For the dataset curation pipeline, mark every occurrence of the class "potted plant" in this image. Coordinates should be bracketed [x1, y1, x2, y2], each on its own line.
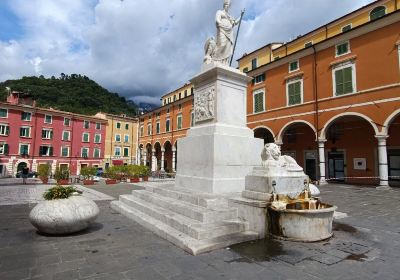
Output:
[128, 165, 140, 183]
[104, 166, 118, 185]
[38, 164, 50, 184]
[54, 166, 70, 185]
[80, 166, 97, 185]
[29, 185, 99, 234]
[139, 165, 150, 182]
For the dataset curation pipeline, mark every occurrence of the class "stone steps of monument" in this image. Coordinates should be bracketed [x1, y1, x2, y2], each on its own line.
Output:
[119, 194, 246, 240]
[110, 200, 258, 255]
[131, 190, 237, 223]
[144, 185, 228, 209]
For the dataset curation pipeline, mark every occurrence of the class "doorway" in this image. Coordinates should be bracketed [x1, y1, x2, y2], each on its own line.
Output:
[305, 151, 317, 181]
[328, 152, 345, 181]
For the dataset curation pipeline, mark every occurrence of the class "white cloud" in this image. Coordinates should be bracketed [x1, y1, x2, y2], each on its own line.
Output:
[0, 0, 375, 105]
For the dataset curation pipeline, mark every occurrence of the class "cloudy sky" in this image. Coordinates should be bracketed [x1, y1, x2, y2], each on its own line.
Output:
[0, 0, 375, 105]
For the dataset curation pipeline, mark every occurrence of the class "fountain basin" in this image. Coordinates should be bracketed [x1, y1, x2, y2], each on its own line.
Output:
[268, 201, 337, 242]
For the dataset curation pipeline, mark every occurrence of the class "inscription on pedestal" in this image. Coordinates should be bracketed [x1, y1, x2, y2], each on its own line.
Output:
[194, 86, 215, 123]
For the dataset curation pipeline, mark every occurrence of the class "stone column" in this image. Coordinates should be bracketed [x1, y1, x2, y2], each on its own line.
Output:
[151, 149, 157, 172]
[275, 141, 283, 149]
[318, 139, 327, 185]
[172, 147, 176, 172]
[142, 150, 147, 166]
[161, 148, 165, 172]
[376, 135, 390, 189]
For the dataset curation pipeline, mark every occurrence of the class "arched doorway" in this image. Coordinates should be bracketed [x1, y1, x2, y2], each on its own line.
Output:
[386, 113, 400, 186]
[254, 127, 275, 144]
[164, 141, 173, 173]
[322, 114, 378, 185]
[17, 162, 27, 174]
[145, 143, 152, 168]
[154, 142, 162, 171]
[174, 141, 178, 172]
[279, 121, 317, 180]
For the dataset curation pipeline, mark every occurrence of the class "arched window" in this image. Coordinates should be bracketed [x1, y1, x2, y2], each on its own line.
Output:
[370, 6, 386, 21]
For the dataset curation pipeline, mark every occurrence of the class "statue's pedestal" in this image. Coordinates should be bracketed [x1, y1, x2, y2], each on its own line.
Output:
[175, 65, 263, 194]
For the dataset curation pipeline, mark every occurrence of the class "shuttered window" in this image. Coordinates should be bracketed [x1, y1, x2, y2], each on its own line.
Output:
[287, 81, 302, 106]
[0, 143, 9, 155]
[253, 91, 264, 113]
[177, 115, 182, 130]
[370, 6, 386, 21]
[335, 66, 353, 96]
[336, 42, 349, 56]
[0, 125, 9, 136]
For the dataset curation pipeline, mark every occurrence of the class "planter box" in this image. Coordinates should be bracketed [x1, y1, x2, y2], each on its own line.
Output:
[40, 177, 49, 184]
[83, 180, 95, 186]
[142, 176, 149, 182]
[106, 179, 117, 185]
[130, 177, 140, 183]
[57, 179, 69, 185]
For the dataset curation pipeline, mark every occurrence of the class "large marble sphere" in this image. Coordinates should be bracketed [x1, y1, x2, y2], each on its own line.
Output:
[29, 195, 100, 234]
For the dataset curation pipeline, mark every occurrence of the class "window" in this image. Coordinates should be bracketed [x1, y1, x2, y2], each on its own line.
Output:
[0, 124, 10, 136]
[191, 87, 194, 94]
[178, 104, 182, 111]
[21, 112, 31, 121]
[336, 42, 350, 57]
[191, 111, 195, 127]
[177, 114, 182, 130]
[147, 124, 152, 136]
[140, 126, 144, 137]
[370, 6, 386, 21]
[94, 134, 101, 143]
[179, 92, 182, 99]
[253, 89, 265, 113]
[19, 144, 29, 155]
[96, 123, 101, 130]
[62, 131, 70, 141]
[163, 99, 166, 105]
[20, 127, 31, 138]
[251, 58, 257, 69]
[156, 122, 160, 134]
[167, 108, 170, 114]
[124, 135, 129, 143]
[342, 24, 352, 32]
[333, 63, 356, 96]
[83, 120, 90, 129]
[184, 90, 188, 97]
[64, 118, 70, 126]
[39, 146, 53, 156]
[41, 129, 53, 140]
[125, 123, 129, 130]
[115, 134, 121, 142]
[0, 143, 9, 155]
[0, 108, 8, 118]
[61, 146, 70, 157]
[82, 133, 90, 142]
[114, 147, 121, 156]
[398, 44, 400, 72]
[243, 67, 249, 73]
[116, 122, 121, 129]
[304, 41, 313, 48]
[123, 147, 129, 157]
[44, 115, 52, 124]
[287, 79, 303, 106]
[166, 119, 170, 132]
[173, 95, 177, 102]
[289, 60, 299, 72]
[81, 148, 89, 158]
[93, 148, 101, 158]
[274, 56, 280, 61]
[253, 74, 265, 84]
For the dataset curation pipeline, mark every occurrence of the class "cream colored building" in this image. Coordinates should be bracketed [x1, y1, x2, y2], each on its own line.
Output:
[95, 113, 139, 168]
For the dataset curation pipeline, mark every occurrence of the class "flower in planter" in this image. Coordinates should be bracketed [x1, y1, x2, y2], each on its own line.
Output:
[43, 185, 82, 200]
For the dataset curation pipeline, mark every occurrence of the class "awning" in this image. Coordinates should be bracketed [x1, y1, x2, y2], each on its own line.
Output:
[112, 160, 124, 166]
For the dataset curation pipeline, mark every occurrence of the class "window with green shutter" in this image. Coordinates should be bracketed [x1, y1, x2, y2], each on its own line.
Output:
[123, 147, 129, 157]
[0, 109, 8, 118]
[0, 143, 8, 154]
[20, 144, 29, 155]
[370, 6, 386, 21]
[177, 115, 182, 130]
[94, 148, 100, 158]
[0, 125, 9, 136]
[253, 91, 264, 113]
[94, 134, 101, 143]
[62, 131, 70, 141]
[334, 66, 353, 96]
[61, 147, 69, 157]
[156, 122, 160, 134]
[336, 42, 349, 56]
[342, 24, 352, 32]
[287, 81, 302, 106]
[289, 61, 299, 72]
[83, 133, 89, 142]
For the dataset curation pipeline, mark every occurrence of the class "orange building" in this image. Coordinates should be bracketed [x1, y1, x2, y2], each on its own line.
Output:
[140, 0, 400, 186]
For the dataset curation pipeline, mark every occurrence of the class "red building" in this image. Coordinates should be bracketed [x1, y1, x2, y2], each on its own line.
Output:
[0, 92, 107, 176]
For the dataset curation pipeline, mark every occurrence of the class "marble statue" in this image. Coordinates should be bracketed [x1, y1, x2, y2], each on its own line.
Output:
[203, 0, 241, 67]
[261, 143, 303, 171]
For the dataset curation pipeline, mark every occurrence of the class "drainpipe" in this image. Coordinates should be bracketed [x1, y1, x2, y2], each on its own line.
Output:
[31, 108, 38, 163]
[110, 116, 114, 166]
[312, 45, 321, 179]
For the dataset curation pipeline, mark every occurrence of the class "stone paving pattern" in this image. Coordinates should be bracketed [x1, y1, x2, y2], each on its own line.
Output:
[0, 182, 399, 279]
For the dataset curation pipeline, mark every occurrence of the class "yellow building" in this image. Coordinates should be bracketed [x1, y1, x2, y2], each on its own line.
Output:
[95, 113, 139, 168]
[238, 0, 399, 71]
[161, 83, 194, 106]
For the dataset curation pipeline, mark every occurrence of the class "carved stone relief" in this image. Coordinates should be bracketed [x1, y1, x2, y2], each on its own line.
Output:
[194, 86, 215, 123]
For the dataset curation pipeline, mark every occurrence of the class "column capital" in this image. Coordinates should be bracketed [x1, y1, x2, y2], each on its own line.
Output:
[161, 148, 165, 152]
[152, 149, 156, 153]
[317, 138, 327, 143]
[274, 141, 283, 146]
[172, 147, 177, 152]
[375, 134, 389, 141]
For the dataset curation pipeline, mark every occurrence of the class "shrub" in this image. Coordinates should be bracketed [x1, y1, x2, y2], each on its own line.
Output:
[104, 166, 119, 180]
[138, 165, 150, 177]
[43, 185, 82, 200]
[80, 166, 97, 180]
[38, 164, 51, 179]
[54, 166, 70, 181]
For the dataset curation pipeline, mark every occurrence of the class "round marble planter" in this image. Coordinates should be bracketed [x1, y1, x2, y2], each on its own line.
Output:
[29, 195, 100, 235]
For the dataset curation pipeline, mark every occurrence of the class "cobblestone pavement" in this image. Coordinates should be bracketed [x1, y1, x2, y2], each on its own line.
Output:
[0, 182, 399, 279]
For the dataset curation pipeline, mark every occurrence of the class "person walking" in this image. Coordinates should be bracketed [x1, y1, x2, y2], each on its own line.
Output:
[22, 166, 29, 185]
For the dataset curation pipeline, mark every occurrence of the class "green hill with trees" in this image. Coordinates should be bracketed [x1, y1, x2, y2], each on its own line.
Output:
[0, 74, 138, 117]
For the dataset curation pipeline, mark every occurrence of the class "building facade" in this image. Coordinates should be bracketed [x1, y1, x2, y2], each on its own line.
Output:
[95, 112, 139, 168]
[140, 0, 400, 187]
[0, 92, 107, 176]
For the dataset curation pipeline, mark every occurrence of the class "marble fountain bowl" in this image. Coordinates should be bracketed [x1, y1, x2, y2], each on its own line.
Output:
[268, 200, 337, 242]
[29, 195, 100, 235]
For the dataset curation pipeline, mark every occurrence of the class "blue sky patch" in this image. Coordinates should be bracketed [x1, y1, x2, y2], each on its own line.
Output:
[0, 1, 23, 41]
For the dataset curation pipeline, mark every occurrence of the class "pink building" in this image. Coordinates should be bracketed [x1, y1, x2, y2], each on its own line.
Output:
[0, 92, 107, 176]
